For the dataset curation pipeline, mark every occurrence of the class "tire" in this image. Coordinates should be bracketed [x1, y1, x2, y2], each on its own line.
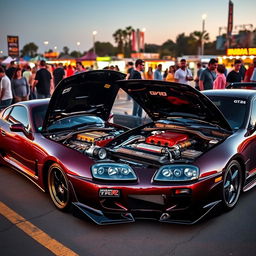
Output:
[221, 160, 242, 211]
[48, 163, 71, 211]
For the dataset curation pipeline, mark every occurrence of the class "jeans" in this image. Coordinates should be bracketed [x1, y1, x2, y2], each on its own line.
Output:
[0, 98, 13, 109]
[36, 92, 51, 99]
[132, 100, 142, 117]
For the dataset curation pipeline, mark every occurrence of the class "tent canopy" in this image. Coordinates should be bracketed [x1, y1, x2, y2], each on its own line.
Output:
[1, 56, 16, 64]
[76, 51, 97, 61]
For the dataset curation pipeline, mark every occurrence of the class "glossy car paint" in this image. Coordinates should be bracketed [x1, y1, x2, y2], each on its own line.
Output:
[1, 71, 256, 224]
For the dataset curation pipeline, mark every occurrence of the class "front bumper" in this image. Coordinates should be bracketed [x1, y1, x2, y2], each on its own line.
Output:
[69, 173, 223, 225]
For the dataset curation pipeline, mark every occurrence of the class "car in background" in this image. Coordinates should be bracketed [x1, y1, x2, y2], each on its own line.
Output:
[227, 82, 256, 89]
[0, 70, 256, 225]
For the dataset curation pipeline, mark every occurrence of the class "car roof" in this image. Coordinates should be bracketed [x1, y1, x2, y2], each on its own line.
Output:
[203, 89, 256, 100]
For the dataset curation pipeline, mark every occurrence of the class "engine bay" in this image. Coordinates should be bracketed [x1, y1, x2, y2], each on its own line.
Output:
[54, 120, 227, 167]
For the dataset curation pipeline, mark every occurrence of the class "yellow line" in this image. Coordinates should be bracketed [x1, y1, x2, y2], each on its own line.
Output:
[0, 202, 78, 256]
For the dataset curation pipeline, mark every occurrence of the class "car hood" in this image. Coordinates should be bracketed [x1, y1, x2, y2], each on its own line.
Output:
[42, 70, 126, 132]
[117, 80, 232, 131]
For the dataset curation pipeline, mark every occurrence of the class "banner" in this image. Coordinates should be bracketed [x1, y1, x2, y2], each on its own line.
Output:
[132, 29, 145, 52]
[226, 0, 233, 48]
[132, 31, 137, 52]
[7, 35, 19, 58]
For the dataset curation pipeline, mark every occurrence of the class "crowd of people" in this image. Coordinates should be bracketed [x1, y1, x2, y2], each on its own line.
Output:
[1, 57, 256, 111]
[127, 57, 256, 90]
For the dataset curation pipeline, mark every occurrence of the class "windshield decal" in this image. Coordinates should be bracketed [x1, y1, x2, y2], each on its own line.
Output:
[233, 100, 246, 104]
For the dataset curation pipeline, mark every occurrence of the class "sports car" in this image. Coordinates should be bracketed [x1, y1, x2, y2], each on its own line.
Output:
[226, 82, 256, 89]
[0, 70, 256, 225]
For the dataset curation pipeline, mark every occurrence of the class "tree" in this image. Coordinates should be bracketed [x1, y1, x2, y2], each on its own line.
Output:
[20, 42, 38, 57]
[145, 44, 160, 53]
[94, 41, 116, 56]
[70, 50, 83, 58]
[62, 46, 69, 55]
[113, 26, 135, 57]
[191, 30, 210, 55]
[159, 40, 176, 58]
[113, 29, 124, 54]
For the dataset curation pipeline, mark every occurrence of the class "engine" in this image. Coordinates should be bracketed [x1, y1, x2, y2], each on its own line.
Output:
[64, 129, 124, 159]
[62, 125, 221, 165]
[108, 130, 205, 165]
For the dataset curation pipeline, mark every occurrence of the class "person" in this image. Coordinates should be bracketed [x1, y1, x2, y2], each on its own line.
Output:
[244, 58, 256, 82]
[129, 59, 145, 117]
[33, 60, 53, 99]
[66, 65, 74, 77]
[145, 67, 153, 80]
[11, 68, 30, 103]
[5, 61, 16, 80]
[165, 66, 176, 82]
[174, 59, 193, 84]
[194, 62, 204, 90]
[53, 63, 65, 87]
[226, 59, 243, 86]
[239, 60, 247, 80]
[213, 64, 226, 89]
[199, 58, 218, 90]
[74, 62, 85, 74]
[154, 64, 163, 80]
[250, 66, 256, 82]
[0, 67, 13, 109]
[22, 65, 32, 85]
[125, 61, 134, 80]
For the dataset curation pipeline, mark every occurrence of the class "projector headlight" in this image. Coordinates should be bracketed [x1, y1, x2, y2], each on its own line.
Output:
[91, 163, 137, 181]
[154, 165, 199, 181]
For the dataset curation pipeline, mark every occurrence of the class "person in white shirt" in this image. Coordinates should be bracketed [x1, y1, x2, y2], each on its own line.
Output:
[174, 59, 193, 84]
[0, 67, 13, 109]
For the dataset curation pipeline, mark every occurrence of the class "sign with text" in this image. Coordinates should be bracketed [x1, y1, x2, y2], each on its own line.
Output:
[227, 48, 256, 56]
[7, 35, 19, 58]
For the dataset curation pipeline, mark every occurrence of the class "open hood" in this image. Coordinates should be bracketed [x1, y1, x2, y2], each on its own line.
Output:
[117, 80, 232, 131]
[42, 70, 125, 132]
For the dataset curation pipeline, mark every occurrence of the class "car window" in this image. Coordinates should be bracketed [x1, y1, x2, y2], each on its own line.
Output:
[47, 115, 104, 131]
[8, 106, 30, 129]
[2, 107, 12, 120]
[250, 100, 256, 127]
[32, 105, 48, 132]
[207, 96, 247, 130]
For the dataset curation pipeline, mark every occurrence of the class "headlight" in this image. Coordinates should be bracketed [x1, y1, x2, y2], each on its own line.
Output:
[154, 165, 199, 181]
[91, 163, 137, 181]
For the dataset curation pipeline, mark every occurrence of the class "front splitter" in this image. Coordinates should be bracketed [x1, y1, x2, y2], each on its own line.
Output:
[72, 200, 222, 225]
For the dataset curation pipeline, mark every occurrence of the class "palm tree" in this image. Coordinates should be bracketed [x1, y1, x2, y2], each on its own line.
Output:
[113, 29, 124, 53]
[191, 31, 209, 55]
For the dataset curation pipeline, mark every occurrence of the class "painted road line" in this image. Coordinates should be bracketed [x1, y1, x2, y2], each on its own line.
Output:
[0, 202, 78, 256]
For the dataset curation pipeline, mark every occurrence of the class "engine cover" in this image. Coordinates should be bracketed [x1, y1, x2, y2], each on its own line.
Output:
[76, 131, 114, 146]
[146, 131, 188, 147]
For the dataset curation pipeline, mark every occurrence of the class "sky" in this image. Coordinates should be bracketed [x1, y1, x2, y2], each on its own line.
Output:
[0, 0, 255, 55]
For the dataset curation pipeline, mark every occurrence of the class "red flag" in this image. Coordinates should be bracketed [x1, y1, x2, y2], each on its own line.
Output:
[132, 31, 137, 52]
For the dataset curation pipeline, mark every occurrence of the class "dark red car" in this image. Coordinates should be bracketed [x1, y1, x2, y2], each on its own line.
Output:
[1, 70, 256, 224]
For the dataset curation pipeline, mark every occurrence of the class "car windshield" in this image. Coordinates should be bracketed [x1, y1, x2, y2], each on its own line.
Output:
[47, 115, 105, 131]
[206, 95, 247, 130]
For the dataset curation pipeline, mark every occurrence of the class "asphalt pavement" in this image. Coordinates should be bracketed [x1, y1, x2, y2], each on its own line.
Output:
[0, 165, 256, 256]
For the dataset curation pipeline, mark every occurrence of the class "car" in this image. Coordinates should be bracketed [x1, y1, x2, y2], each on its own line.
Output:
[226, 82, 256, 89]
[0, 70, 256, 225]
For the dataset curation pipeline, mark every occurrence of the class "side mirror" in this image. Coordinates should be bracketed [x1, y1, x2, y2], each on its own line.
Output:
[10, 123, 34, 140]
[10, 123, 25, 132]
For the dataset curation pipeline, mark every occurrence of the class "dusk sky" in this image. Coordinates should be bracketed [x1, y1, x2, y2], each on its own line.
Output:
[0, 0, 255, 55]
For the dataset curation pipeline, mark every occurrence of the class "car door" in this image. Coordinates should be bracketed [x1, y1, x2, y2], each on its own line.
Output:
[1, 105, 37, 176]
[248, 99, 256, 174]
